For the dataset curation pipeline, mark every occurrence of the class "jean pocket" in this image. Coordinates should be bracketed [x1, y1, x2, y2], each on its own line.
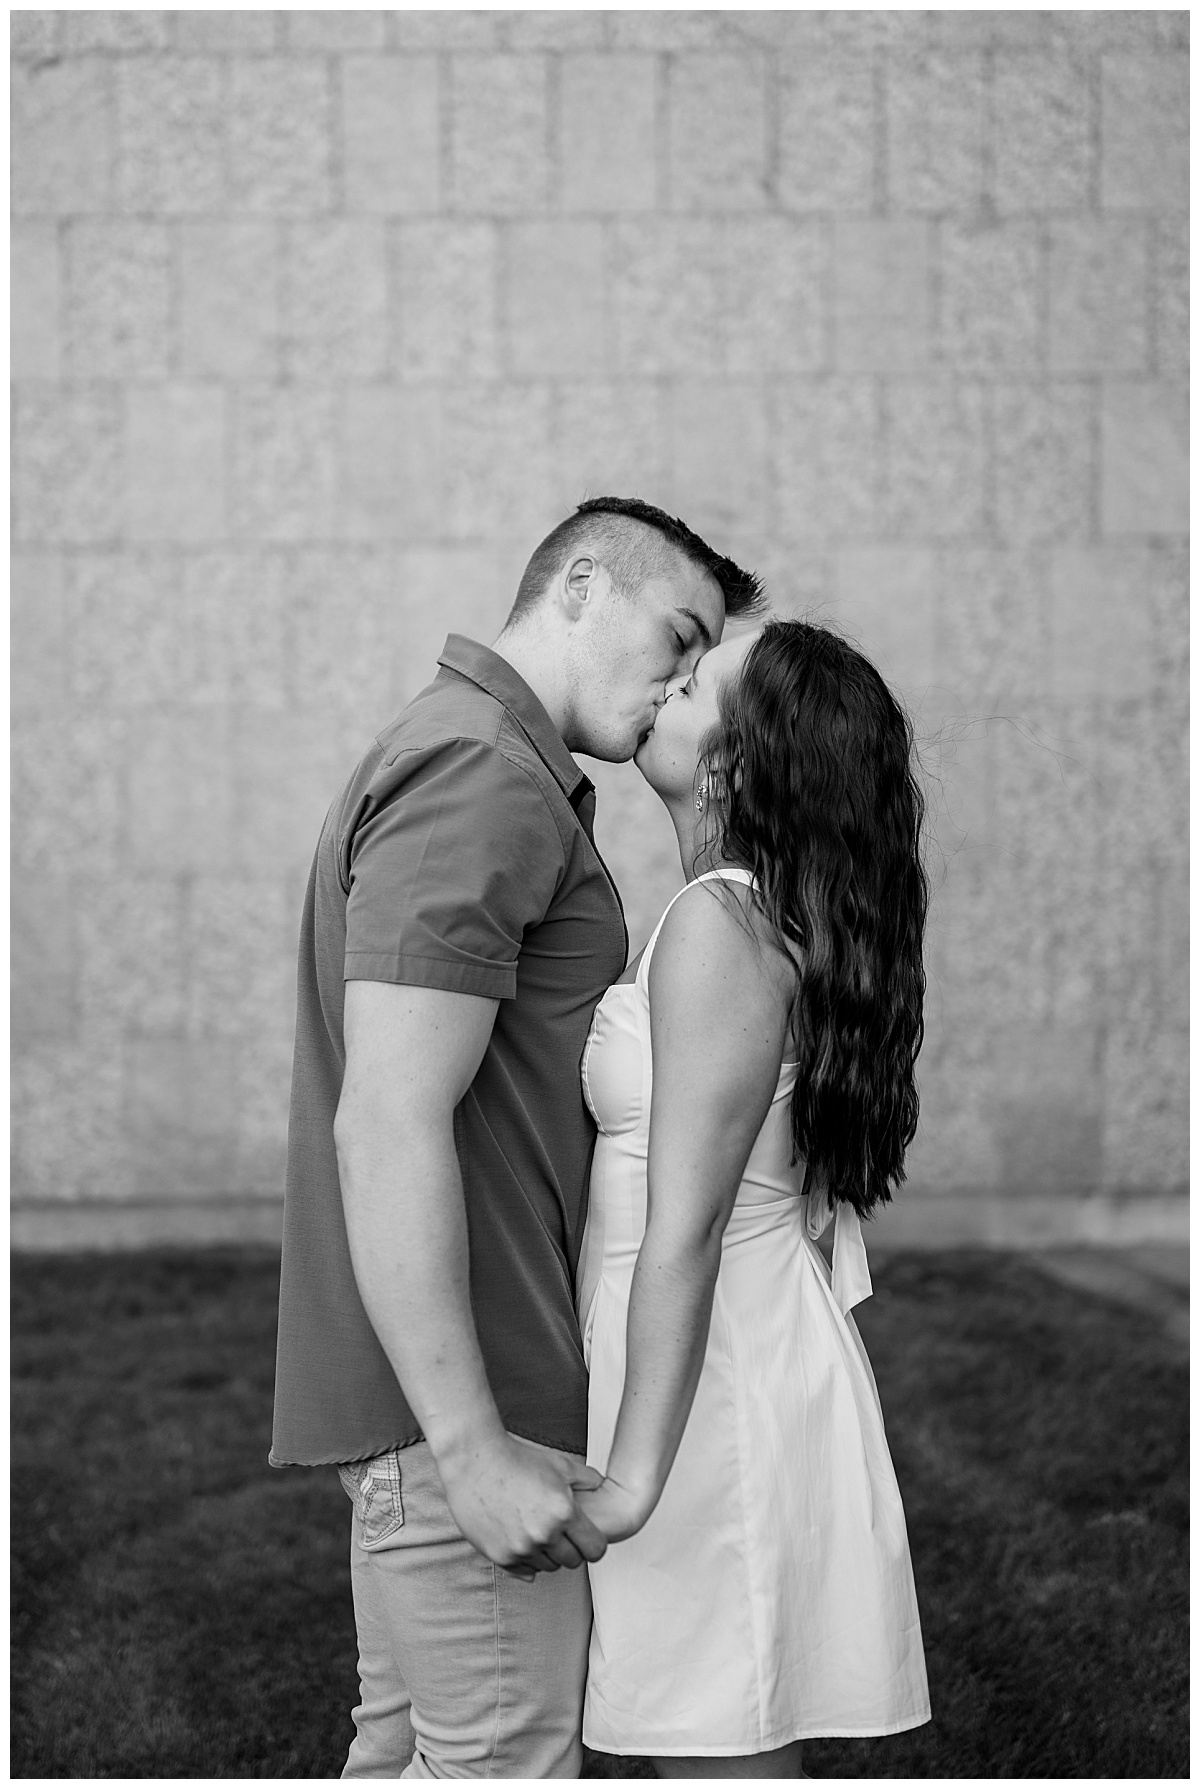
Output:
[337, 1449, 405, 1549]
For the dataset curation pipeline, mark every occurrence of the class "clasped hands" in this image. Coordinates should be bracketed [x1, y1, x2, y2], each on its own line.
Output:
[440, 1430, 652, 1582]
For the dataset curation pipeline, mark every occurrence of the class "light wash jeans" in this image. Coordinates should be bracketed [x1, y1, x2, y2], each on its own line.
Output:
[338, 1441, 592, 1779]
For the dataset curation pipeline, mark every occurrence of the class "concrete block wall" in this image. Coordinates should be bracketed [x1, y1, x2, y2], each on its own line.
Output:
[10, 10, 1188, 1247]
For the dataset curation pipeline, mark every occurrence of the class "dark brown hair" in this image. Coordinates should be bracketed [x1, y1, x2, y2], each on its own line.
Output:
[702, 619, 928, 1218]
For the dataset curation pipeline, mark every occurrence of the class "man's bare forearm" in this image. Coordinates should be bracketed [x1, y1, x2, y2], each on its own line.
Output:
[336, 1103, 505, 1467]
[332, 981, 606, 1576]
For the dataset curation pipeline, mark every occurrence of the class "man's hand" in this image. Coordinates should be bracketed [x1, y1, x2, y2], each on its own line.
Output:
[574, 1474, 654, 1545]
[437, 1431, 609, 1582]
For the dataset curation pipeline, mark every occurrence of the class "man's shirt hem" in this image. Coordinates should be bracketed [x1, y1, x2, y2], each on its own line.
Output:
[344, 949, 518, 1000]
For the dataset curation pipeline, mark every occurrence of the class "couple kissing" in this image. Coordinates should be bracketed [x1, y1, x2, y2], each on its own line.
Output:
[272, 496, 931, 1779]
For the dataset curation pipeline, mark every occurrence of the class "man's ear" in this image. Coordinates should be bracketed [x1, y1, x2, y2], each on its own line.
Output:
[561, 554, 599, 619]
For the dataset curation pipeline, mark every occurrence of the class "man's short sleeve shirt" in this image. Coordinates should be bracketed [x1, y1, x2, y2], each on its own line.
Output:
[271, 636, 627, 1466]
[344, 735, 565, 1000]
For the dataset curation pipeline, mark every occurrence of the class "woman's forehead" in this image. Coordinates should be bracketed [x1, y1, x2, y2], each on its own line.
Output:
[700, 628, 762, 681]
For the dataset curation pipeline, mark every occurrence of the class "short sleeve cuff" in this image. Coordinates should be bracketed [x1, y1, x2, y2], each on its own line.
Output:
[344, 951, 518, 1000]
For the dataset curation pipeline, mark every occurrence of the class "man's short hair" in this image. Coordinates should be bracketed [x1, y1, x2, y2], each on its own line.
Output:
[508, 496, 766, 623]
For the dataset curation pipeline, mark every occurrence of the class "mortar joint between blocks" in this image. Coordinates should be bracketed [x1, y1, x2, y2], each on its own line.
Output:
[546, 52, 563, 212]
[655, 53, 672, 213]
[872, 50, 888, 214]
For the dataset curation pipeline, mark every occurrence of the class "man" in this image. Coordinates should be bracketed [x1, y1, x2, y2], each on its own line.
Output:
[271, 497, 764, 1778]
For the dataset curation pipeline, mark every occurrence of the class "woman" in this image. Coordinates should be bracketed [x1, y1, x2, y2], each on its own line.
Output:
[576, 619, 932, 1776]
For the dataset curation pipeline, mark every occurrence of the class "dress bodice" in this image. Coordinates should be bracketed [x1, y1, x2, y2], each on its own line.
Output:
[581, 870, 802, 1206]
[580, 867, 871, 1313]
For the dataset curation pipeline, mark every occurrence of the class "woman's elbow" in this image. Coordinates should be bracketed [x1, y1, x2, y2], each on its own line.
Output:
[642, 1214, 727, 1275]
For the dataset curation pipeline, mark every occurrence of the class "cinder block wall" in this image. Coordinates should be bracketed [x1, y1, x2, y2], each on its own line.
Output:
[11, 10, 1188, 1245]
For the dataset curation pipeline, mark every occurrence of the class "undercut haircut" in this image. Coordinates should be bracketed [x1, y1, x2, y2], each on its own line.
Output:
[507, 496, 766, 624]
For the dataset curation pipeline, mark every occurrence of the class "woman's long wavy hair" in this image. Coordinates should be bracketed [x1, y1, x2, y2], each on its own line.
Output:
[700, 620, 928, 1219]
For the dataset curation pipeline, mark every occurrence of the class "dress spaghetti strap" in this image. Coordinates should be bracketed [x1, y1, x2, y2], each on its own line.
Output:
[634, 866, 755, 996]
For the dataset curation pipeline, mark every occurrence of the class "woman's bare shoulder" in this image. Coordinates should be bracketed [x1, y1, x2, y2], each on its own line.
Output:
[651, 873, 796, 1007]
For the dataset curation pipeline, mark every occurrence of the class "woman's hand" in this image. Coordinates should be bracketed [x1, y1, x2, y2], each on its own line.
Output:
[574, 1474, 654, 1543]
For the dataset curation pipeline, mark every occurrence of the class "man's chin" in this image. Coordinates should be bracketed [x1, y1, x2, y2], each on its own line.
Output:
[588, 721, 656, 767]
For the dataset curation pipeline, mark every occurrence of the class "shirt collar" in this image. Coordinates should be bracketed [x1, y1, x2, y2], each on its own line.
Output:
[436, 634, 591, 804]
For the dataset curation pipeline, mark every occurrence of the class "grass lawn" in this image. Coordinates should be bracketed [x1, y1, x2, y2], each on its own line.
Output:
[11, 1248, 1187, 1779]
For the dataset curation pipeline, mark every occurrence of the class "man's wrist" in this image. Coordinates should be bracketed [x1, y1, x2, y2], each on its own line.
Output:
[423, 1408, 509, 1479]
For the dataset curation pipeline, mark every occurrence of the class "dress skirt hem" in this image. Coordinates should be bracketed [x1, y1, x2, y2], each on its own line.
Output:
[583, 1703, 932, 1756]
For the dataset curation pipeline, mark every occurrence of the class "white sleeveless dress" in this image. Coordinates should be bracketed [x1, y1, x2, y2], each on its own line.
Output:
[577, 868, 931, 1756]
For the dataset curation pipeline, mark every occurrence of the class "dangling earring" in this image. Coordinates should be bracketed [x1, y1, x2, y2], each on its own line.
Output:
[695, 783, 708, 813]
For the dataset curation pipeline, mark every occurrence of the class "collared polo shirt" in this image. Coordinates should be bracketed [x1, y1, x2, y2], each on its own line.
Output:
[271, 635, 627, 1467]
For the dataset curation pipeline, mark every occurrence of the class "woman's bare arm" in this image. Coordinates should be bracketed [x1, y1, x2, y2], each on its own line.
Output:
[580, 881, 793, 1539]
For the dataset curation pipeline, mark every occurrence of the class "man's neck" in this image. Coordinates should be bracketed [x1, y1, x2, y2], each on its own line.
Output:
[491, 627, 572, 743]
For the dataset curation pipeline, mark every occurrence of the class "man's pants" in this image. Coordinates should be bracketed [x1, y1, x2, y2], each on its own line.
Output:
[338, 1442, 592, 1779]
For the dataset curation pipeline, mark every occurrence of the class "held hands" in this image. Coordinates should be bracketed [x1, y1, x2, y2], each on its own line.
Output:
[574, 1473, 655, 1544]
[437, 1429, 609, 1583]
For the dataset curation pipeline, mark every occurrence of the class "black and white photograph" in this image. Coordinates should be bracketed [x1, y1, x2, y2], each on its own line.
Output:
[10, 5, 1188, 1779]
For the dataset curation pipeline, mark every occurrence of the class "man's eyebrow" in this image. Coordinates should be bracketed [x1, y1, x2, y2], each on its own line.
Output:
[677, 607, 714, 649]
